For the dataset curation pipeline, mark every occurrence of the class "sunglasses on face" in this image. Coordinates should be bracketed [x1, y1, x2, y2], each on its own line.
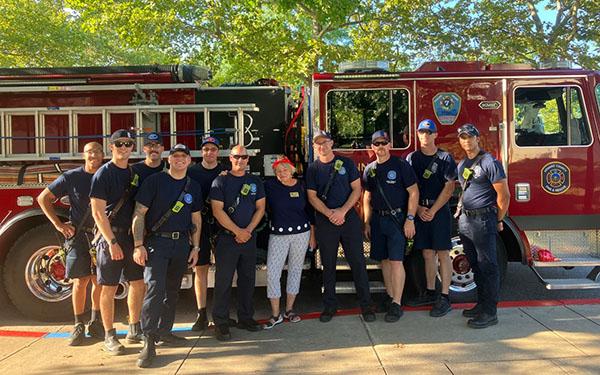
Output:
[231, 154, 249, 160]
[114, 141, 134, 148]
[372, 141, 389, 147]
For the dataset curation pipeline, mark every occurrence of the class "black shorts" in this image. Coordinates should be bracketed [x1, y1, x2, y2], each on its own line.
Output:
[197, 226, 214, 266]
[65, 232, 94, 279]
[96, 231, 143, 286]
[414, 205, 453, 251]
[370, 214, 406, 261]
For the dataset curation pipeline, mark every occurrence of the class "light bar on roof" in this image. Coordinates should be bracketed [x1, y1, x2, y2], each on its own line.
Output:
[338, 60, 390, 73]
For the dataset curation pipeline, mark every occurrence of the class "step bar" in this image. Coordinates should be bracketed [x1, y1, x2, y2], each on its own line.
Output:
[333, 281, 386, 294]
[530, 256, 600, 290]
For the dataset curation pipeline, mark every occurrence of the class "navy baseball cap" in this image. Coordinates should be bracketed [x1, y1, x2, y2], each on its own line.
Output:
[417, 119, 438, 133]
[371, 130, 390, 142]
[109, 129, 135, 143]
[143, 132, 162, 145]
[457, 123, 480, 137]
[201, 136, 220, 147]
[312, 130, 332, 143]
[169, 144, 190, 155]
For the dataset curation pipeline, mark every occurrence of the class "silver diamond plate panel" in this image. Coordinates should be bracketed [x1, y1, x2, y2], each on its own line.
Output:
[525, 230, 600, 258]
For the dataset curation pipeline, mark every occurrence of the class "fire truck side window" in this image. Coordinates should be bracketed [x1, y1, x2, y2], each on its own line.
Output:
[514, 86, 592, 147]
[326, 89, 410, 149]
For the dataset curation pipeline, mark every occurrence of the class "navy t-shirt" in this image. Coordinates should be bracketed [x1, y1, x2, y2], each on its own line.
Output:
[132, 160, 165, 186]
[458, 152, 506, 210]
[135, 172, 203, 232]
[210, 172, 265, 229]
[363, 156, 418, 211]
[48, 166, 95, 228]
[406, 149, 457, 202]
[188, 162, 225, 204]
[265, 178, 313, 235]
[306, 156, 360, 209]
[90, 161, 137, 228]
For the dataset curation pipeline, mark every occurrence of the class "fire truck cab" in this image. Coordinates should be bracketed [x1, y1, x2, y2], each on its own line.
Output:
[309, 60, 600, 297]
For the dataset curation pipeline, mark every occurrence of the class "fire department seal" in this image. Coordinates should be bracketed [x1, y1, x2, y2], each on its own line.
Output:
[433, 92, 461, 125]
[541, 162, 570, 195]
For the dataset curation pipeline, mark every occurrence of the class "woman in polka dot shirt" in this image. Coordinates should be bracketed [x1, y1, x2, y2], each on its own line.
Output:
[263, 156, 316, 329]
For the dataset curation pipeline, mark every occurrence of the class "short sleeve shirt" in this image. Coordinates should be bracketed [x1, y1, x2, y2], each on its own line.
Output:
[48, 166, 95, 228]
[265, 178, 312, 235]
[89, 161, 137, 228]
[363, 156, 417, 211]
[406, 149, 457, 201]
[457, 152, 506, 210]
[306, 155, 360, 209]
[132, 160, 165, 186]
[135, 172, 203, 232]
[188, 162, 225, 204]
[210, 173, 265, 228]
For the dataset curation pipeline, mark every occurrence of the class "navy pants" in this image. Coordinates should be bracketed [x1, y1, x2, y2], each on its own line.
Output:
[212, 233, 257, 326]
[315, 210, 371, 310]
[141, 236, 189, 338]
[458, 210, 499, 315]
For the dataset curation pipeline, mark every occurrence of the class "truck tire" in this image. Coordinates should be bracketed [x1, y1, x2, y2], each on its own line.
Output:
[447, 235, 508, 303]
[4, 223, 73, 321]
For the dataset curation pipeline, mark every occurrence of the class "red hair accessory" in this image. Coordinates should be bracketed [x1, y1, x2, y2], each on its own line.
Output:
[272, 156, 294, 170]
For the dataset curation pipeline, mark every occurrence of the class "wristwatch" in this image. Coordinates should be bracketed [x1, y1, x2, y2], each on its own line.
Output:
[406, 214, 415, 221]
[191, 246, 201, 252]
[110, 238, 118, 245]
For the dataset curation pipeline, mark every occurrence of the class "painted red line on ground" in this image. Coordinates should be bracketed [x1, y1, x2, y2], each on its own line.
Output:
[0, 329, 46, 338]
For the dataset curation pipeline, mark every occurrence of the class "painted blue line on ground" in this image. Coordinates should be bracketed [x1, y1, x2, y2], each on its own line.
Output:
[44, 326, 193, 339]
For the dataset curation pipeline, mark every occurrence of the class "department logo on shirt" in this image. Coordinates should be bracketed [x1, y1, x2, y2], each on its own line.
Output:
[473, 165, 483, 178]
[250, 183, 257, 194]
[387, 170, 397, 180]
[184, 193, 193, 204]
[338, 166, 347, 175]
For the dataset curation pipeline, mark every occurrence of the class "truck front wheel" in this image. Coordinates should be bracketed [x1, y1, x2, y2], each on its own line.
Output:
[4, 223, 73, 321]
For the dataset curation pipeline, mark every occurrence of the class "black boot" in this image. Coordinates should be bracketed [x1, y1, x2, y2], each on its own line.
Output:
[191, 308, 208, 331]
[137, 335, 156, 368]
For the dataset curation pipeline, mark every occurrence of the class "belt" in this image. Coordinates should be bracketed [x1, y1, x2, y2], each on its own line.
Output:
[111, 226, 131, 234]
[420, 199, 436, 207]
[374, 208, 403, 216]
[78, 227, 95, 234]
[151, 231, 188, 240]
[463, 206, 497, 217]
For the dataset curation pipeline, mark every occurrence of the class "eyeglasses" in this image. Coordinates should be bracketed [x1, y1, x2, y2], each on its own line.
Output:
[114, 141, 134, 148]
[372, 141, 389, 147]
[231, 154, 249, 160]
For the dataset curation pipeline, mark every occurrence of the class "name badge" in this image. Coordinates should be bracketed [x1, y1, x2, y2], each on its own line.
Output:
[289, 191, 300, 198]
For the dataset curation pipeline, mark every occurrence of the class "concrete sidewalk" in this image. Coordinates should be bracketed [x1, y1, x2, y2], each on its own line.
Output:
[1, 303, 599, 374]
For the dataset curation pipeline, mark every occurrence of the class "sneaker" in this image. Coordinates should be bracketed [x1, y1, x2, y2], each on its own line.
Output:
[384, 302, 404, 323]
[102, 331, 125, 355]
[137, 336, 156, 368]
[361, 307, 376, 322]
[262, 314, 283, 330]
[319, 308, 337, 323]
[125, 322, 143, 344]
[156, 332, 187, 346]
[430, 295, 452, 317]
[405, 292, 437, 307]
[191, 309, 208, 332]
[283, 310, 301, 323]
[86, 319, 104, 339]
[215, 324, 231, 341]
[467, 312, 498, 329]
[462, 304, 483, 318]
[68, 323, 86, 346]
[237, 319, 262, 332]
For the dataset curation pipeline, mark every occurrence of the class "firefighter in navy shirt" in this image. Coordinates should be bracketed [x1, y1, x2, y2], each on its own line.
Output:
[132, 144, 202, 368]
[406, 119, 457, 317]
[363, 130, 419, 322]
[306, 130, 375, 323]
[187, 136, 225, 332]
[456, 124, 510, 329]
[210, 144, 265, 340]
[37, 142, 105, 345]
[90, 129, 145, 355]
[132, 132, 166, 183]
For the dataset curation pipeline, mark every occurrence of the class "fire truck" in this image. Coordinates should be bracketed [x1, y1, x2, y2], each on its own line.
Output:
[1, 61, 599, 321]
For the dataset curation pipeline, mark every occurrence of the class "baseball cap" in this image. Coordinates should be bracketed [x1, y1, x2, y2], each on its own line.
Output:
[312, 130, 332, 143]
[169, 144, 190, 155]
[457, 123, 480, 137]
[201, 136, 220, 147]
[371, 130, 390, 142]
[417, 119, 438, 133]
[109, 129, 135, 143]
[143, 132, 162, 145]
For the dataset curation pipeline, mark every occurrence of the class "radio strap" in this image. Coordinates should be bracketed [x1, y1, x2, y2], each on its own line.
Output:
[455, 151, 485, 218]
[371, 165, 405, 230]
[226, 175, 251, 215]
[150, 176, 192, 233]
[422, 150, 441, 179]
[320, 158, 344, 202]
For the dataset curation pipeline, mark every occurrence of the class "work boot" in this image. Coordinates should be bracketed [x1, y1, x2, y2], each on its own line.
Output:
[86, 319, 104, 339]
[137, 335, 156, 368]
[462, 304, 483, 318]
[125, 322, 143, 344]
[467, 313, 498, 329]
[430, 295, 452, 317]
[319, 308, 337, 323]
[68, 323, 86, 346]
[215, 324, 231, 341]
[102, 329, 125, 355]
[191, 308, 208, 332]
[384, 302, 404, 323]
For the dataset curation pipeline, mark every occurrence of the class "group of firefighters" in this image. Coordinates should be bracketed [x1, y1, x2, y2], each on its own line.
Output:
[36, 119, 510, 368]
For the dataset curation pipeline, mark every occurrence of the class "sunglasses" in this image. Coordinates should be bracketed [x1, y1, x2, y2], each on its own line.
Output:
[114, 141, 134, 148]
[372, 141, 389, 147]
[231, 154, 249, 160]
